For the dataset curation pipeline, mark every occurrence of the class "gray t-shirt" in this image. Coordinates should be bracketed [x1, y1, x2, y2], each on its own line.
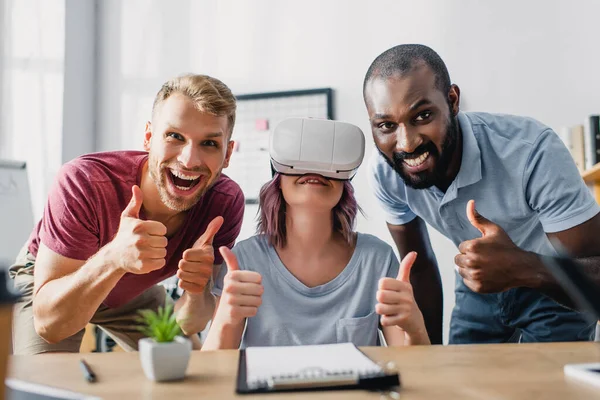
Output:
[213, 233, 399, 348]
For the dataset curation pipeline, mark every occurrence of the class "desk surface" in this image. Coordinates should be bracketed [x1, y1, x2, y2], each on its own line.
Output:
[8, 342, 600, 399]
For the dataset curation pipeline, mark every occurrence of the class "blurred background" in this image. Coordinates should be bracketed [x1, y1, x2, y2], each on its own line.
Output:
[2, 0, 600, 344]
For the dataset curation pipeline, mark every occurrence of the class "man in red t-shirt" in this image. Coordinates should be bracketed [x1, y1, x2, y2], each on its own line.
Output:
[9, 74, 245, 355]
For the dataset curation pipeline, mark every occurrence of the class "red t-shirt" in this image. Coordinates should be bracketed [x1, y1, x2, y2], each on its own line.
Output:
[27, 150, 245, 308]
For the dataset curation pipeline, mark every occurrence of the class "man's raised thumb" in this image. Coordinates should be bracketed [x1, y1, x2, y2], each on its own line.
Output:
[194, 216, 224, 247]
[121, 185, 143, 219]
[219, 246, 240, 272]
[466, 200, 494, 236]
[397, 251, 417, 283]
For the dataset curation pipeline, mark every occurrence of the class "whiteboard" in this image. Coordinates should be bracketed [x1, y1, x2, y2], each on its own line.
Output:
[228, 88, 333, 203]
[0, 160, 34, 265]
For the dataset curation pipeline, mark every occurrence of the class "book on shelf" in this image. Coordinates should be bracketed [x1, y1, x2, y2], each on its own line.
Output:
[589, 115, 600, 168]
[560, 115, 600, 173]
[570, 124, 586, 173]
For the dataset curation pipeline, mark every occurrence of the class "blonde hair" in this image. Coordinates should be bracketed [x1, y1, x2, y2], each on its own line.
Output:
[152, 74, 237, 137]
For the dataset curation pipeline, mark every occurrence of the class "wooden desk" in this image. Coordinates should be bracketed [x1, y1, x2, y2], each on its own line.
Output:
[8, 342, 600, 399]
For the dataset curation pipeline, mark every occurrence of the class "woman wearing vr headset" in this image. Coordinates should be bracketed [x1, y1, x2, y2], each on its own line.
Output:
[202, 118, 430, 349]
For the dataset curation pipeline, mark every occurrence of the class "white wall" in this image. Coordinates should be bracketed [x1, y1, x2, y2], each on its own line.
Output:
[95, 0, 600, 343]
[1, 0, 97, 222]
[0, 0, 65, 221]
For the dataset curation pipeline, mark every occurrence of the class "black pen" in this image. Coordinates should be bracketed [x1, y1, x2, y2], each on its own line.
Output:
[79, 359, 97, 383]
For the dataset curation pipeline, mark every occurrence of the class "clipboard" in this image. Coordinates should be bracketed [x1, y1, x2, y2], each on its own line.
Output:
[235, 343, 400, 394]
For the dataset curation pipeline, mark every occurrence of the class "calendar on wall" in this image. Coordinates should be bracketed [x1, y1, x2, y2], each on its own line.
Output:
[226, 88, 334, 204]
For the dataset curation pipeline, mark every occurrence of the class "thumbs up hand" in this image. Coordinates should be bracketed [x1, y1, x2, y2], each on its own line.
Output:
[111, 185, 168, 274]
[176, 216, 224, 294]
[214, 246, 263, 326]
[376, 252, 426, 337]
[455, 200, 526, 293]
[121, 184, 144, 219]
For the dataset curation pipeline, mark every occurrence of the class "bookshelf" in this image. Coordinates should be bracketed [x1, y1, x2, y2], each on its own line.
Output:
[582, 163, 600, 203]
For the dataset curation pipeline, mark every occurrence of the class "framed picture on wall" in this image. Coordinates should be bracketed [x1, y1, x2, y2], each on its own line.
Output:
[227, 88, 334, 204]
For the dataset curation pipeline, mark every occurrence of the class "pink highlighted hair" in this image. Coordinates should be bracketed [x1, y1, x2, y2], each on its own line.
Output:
[257, 174, 360, 247]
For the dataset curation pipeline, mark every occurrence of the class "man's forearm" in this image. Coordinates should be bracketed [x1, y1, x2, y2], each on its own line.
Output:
[33, 246, 125, 343]
[522, 252, 600, 309]
[174, 288, 215, 336]
[411, 260, 443, 344]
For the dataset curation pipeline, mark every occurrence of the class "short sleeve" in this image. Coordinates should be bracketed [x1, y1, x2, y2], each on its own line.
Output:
[39, 162, 99, 260]
[212, 188, 245, 265]
[524, 129, 600, 233]
[367, 151, 417, 225]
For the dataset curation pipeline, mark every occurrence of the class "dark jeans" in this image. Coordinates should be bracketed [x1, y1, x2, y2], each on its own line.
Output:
[449, 272, 596, 344]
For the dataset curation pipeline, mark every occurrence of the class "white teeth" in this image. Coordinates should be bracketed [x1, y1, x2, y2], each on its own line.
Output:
[404, 151, 429, 167]
[303, 179, 323, 184]
[175, 185, 192, 191]
[170, 169, 200, 180]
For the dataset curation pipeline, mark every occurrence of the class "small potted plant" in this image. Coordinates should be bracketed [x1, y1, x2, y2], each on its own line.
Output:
[137, 303, 192, 382]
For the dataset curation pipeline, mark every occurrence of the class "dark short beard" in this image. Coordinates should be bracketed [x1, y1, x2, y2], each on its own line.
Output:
[379, 115, 459, 190]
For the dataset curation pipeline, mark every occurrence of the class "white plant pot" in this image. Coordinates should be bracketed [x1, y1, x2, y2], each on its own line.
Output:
[139, 336, 192, 382]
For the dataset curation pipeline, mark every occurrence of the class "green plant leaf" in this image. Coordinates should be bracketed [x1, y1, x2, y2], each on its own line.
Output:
[167, 320, 181, 341]
[135, 302, 182, 343]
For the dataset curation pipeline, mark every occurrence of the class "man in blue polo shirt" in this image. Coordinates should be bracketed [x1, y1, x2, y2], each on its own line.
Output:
[364, 44, 600, 345]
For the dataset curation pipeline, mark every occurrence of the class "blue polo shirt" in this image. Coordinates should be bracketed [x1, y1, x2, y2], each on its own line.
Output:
[368, 111, 600, 256]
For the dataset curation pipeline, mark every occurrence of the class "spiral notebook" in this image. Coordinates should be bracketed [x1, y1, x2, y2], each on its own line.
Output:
[236, 343, 400, 394]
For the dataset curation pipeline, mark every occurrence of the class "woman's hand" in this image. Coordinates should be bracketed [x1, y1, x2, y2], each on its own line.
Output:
[214, 247, 264, 327]
[376, 252, 429, 345]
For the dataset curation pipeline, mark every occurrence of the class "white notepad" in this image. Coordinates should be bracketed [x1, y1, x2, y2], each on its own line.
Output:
[245, 342, 382, 386]
[564, 363, 600, 389]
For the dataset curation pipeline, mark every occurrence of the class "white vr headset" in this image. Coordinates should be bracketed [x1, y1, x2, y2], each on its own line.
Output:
[269, 118, 365, 180]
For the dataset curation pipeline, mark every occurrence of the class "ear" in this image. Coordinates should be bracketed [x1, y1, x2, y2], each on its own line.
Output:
[223, 139, 235, 169]
[448, 84, 461, 116]
[143, 121, 152, 151]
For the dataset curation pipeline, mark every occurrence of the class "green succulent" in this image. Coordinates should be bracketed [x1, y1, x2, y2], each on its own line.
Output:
[136, 303, 182, 343]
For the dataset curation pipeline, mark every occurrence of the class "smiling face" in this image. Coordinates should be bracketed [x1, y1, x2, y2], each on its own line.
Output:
[365, 63, 461, 189]
[144, 93, 234, 212]
[279, 174, 344, 211]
